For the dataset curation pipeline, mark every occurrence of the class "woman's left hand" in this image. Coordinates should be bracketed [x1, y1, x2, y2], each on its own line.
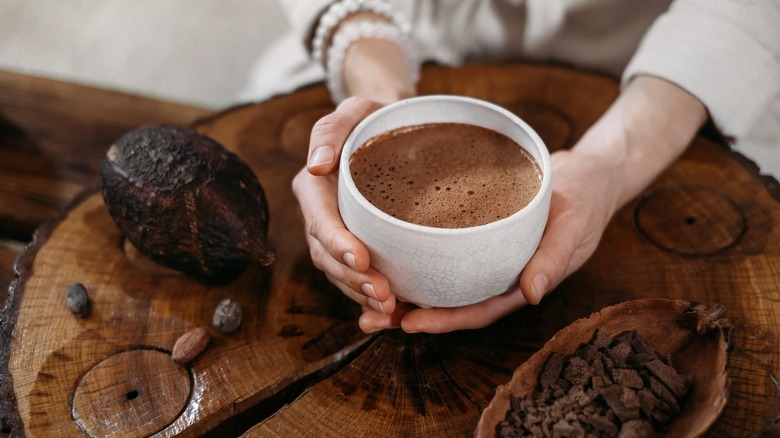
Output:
[359, 146, 621, 333]
[359, 75, 707, 333]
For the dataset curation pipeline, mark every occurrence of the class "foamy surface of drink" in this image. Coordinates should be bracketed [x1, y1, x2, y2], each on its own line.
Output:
[349, 123, 542, 228]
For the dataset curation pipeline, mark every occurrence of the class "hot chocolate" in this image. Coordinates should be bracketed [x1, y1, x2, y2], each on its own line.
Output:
[349, 122, 541, 228]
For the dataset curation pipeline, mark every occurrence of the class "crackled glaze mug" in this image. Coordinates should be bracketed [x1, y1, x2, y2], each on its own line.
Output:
[338, 95, 552, 308]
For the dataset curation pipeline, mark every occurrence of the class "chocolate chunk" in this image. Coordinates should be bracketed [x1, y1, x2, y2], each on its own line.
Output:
[590, 329, 612, 349]
[651, 409, 671, 425]
[606, 342, 632, 367]
[563, 357, 591, 386]
[499, 330, 689, 437]
[626, 352, 656, 367]
[611, 368, 644, 389]
[618, 419, 656, 438]
[535, 388, 552, 404]
[575, 343, 600, 363]
[525, 412, 542, 425]
[637, 389, 660, 417]
[591, 357, 608, 377]
[552, 419, 585, 438]
[645, 360, 688, 398]
[601, 385, 641, 422]
[591, 375, 610, 390]
[602, 354, 615, 369]
[648, 376, 679, 412]
[509, 394, 524, 412]
[612, 330, 636, 347]
[584, 413, 619, 435]
[554, 377, 572, 393]
[540, 352, 565, 389]
[568, 386, 592, 408]
[630, 332, 656, 355]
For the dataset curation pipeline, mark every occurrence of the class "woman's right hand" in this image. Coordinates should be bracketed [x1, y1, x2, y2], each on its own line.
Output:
[293, 14, 417, 330]
[292, 96, 398, 318]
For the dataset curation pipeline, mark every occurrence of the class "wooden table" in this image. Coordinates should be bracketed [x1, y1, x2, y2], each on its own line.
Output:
[1, 64, 779, 437]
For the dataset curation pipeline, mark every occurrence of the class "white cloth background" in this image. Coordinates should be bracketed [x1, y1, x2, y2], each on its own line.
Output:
[1, 0, 777, 177]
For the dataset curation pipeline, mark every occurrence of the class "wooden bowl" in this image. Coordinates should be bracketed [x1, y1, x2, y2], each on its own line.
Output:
[475, 298, 731, 437]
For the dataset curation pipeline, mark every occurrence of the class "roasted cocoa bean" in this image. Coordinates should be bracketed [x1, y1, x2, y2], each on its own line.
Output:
[66, 283, 91, 318]
[172, 326, 211, 364]
[212, 298, 242, 334]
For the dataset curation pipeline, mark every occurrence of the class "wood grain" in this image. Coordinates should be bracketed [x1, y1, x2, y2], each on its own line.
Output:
[3, 64, 780, 437]
[0, 71, 211, 437]
[71, 348, 191, 437]
[0, 70, 211, 238]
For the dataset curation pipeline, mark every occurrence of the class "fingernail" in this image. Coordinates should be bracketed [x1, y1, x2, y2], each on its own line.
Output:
[309, 146, 335, 168]
[367, 298, 386, 314]
[530, 275, 548, 304]
[343, 252, 357, 270]
[402, 323, 419, 334]
[361, 283, 378, 300]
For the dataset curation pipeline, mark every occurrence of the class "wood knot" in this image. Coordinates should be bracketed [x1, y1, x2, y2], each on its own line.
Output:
[72, 348, 192, 436]
[635, 185, 746, 256]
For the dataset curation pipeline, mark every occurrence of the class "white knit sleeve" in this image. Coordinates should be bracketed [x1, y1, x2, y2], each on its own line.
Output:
[622, 0, 780, 140]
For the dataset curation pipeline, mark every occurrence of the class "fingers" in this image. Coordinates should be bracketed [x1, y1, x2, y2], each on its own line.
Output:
[292, 166, 395, 314]
[309, 232, 393, 305]
[399, 287, 529, 334]
[292, 169, 370, 273]
[294, 97, 398, 320]
[520, 193, 576, 304]
[325, 271, 395, 315]
[519, 192, 604, 305]
[300, 97, 413, 331]
[359, 301, 415, 333]
[307, 96, 382, 175]
[359, 285, 530, 335]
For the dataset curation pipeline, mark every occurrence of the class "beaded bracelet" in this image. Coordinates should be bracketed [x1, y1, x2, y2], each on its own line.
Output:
[325, 20, 420, 104]
[311, 0, 409, 65]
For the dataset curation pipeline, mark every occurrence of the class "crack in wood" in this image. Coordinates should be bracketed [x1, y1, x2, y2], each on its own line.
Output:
[200, 334, 378, 437]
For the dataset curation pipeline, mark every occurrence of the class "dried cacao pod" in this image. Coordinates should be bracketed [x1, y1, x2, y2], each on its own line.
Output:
[101, 125, 275, 280]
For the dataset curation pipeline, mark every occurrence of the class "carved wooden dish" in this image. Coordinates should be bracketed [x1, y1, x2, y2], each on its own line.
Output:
[476, 298, 731, 437]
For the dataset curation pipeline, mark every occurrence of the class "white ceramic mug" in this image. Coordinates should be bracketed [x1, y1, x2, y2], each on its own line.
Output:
[338, 95, 552, 308]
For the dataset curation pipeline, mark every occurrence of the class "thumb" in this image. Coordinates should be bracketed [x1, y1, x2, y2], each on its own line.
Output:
[519, 194, 580, 305]
[307, 96, 382, 176]
[520, 244, 573, 306]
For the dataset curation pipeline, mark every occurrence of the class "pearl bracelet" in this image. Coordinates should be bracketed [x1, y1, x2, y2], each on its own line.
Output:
[311, 0, 408, 65]
[325, 20, 420, 104]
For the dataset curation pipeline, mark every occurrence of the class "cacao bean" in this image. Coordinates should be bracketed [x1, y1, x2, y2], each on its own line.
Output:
[66, 283, 91, 318]
[172, 326, 211, 364]
[101, 125, 275, 281]
[212, 298, 242, 334]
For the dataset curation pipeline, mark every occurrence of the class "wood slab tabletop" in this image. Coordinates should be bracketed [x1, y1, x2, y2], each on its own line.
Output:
[2, 64, 780, 437]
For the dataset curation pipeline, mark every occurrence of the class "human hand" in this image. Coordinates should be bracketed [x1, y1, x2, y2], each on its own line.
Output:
[358, 147, 621, 333]
[359, 76, 707, 334]
[292, 96, 398, 319]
